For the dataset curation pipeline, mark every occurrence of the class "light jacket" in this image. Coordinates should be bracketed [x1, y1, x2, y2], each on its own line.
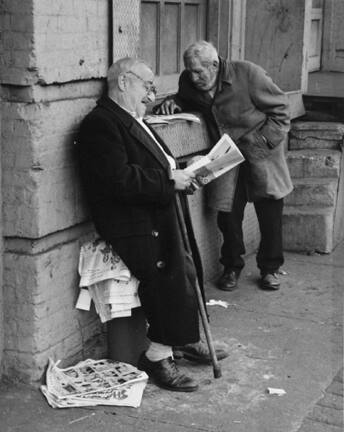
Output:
[174, 57, 293, 210]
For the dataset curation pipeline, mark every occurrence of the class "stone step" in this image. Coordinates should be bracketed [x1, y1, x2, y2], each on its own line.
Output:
[289, 121, 344, 150]
[287, 149, 341, 178]
[285, 178, 339, 207]
[282, 206, 334, 253]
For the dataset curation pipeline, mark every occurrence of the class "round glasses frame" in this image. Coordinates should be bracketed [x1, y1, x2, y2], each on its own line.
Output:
[126, 70, 157, 95]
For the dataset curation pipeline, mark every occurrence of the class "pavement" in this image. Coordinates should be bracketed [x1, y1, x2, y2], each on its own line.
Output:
[1, 242, 343, 432]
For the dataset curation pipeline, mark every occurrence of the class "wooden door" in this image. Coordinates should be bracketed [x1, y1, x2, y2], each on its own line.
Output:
[245, 0, 310, 118]
[207, 0, 246, 61]
[322, 0, 344, 72]
[140, 0, 207, 96]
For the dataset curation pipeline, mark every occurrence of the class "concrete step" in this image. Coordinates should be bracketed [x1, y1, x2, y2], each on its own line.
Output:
[287, 149, 341, 179]
[289, 121, 344, 150]
[285, 178, 339, 207]
[282, 206, 334, 253]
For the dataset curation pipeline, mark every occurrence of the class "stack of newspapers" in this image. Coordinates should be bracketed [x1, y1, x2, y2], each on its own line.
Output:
[76, 239, 140, 322]
[41, 358, 148, 408]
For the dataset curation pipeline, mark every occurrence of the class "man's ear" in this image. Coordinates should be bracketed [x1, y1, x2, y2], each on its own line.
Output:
[118, 73, 126, 91]
[213, 60, 219, 69]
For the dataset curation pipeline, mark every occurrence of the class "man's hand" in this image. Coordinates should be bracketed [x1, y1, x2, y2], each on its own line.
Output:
[171, 169, 196, 191]
[155, 98, 182, 115]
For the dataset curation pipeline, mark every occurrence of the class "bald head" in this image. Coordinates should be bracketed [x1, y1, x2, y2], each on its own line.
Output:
[107, 58, 150, 93]
[107, 57, 156, 118]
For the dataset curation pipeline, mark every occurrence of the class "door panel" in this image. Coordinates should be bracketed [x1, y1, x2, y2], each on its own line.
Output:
[245, 0, 308, 118]
[322, 0, 344, 72]
[161, 3, 179, 74]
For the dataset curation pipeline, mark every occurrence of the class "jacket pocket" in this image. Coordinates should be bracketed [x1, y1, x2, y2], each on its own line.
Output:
[109, 233, 157, 281]
[239, 129, 272, 161]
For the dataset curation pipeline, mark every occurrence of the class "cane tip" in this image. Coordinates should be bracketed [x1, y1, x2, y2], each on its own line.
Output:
[213, 366, 222, 379]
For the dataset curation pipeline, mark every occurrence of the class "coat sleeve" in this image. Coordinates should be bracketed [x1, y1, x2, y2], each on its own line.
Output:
[248, 64, 290, 149]
[174, 71, 198, 111]
[77, 112, 175, 207]
[153, 71, 196, 113]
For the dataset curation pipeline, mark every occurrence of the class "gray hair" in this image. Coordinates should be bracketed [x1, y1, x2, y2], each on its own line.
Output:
[107, 57, 149, 91]
[183, 40, 218, 66]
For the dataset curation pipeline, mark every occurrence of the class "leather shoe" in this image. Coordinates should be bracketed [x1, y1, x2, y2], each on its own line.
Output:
[260, 272, 280, 290]
[137, 353, 198, 392]
[217, 269, 239, 291]
[173, 340, 229, 365]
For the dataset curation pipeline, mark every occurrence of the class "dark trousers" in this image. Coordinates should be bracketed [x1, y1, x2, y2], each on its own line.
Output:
[217, 168, 284, 275]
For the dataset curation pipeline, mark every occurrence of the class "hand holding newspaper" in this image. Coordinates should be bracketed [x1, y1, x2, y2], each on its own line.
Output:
[184, 133, 245, 188]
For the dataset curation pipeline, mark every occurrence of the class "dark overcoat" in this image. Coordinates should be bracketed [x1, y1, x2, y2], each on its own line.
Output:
[76, 96, 201, 346]
[174, 58, 293, 211]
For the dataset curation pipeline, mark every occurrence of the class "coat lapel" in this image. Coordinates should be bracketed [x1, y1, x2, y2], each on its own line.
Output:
[128, 121, 171, 170]
[98, 96, 171, 170]
[143, 121, 176, 157]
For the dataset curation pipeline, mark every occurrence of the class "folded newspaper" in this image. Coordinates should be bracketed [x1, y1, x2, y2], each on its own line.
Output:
[76, 239, 140, 322]
[41, 358, 148, 408]
[185, 133, 245, 188]
[144, 112, 201, 125]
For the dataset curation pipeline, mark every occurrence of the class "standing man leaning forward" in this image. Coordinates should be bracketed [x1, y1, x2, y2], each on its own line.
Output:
[77, 57, 227, 393]
[156, 40, 293, 291]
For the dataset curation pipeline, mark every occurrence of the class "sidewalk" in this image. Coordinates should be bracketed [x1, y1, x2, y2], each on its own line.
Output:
[1, 242, 343, 432]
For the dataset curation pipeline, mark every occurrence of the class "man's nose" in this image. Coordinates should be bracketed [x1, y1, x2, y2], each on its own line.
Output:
[146, 91, 156, 103]
[191, 72, 200, 82]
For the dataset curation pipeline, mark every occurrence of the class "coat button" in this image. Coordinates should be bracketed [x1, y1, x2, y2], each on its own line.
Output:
[156, 260, 166, 269]
[151, 230, 159, 237]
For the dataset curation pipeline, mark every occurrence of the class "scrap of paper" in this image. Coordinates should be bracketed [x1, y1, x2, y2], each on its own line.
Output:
[206, 299, 229, 308]
[266, 387, 286, 396]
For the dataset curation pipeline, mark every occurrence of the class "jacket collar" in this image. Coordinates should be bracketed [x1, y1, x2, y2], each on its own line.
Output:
[97, 96, 172, 170]
[216, 56, 233, 93]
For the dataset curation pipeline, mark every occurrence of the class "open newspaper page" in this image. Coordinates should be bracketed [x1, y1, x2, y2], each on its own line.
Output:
[184, 133, 245, 188]
[41, 358, 148, 408]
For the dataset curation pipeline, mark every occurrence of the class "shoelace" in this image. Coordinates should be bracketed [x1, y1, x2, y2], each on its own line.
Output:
[163, 358, 188, 383]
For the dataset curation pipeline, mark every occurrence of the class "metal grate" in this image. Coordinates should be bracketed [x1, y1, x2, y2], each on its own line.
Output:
[112, 0, 140, 60]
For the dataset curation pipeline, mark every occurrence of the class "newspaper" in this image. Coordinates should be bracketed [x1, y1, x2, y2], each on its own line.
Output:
[144, 112, 201, 125]
[76, 239, 141, 322]
[88, 279, 141, 322]
[41, 358, 148, 408]
[185, 133, 245, 188]
[78, 239, 132, 287]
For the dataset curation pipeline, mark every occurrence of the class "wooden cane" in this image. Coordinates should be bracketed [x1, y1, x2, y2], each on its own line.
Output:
[194, 279, 222, 378]
[175, 195, 222, 379]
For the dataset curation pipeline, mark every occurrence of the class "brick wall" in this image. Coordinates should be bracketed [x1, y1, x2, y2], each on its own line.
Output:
[0, 0, 259, 382]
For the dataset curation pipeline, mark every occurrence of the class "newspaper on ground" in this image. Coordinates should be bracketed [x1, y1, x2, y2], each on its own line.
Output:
[144, 112, 201, 125]
[266, 387, 286, 396]
[76, 239, 140, 322]
[206, 299, 230, 308]
[184, 133, 245, 188]
[41, 358, 148, 408]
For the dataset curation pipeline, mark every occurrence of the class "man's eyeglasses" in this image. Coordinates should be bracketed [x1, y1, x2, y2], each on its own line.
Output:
[127, 70, 157, 95]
